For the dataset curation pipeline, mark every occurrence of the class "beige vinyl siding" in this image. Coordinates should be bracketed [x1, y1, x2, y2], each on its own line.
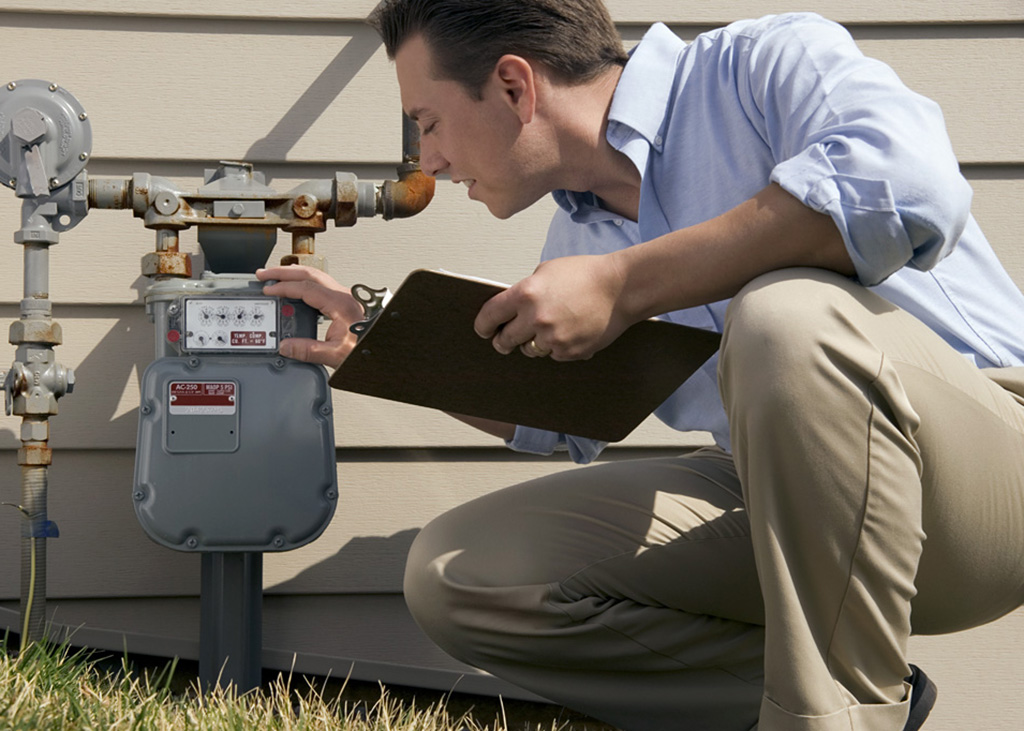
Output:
[1, 4, 1022, 729]
[0, 1, 1021, 23]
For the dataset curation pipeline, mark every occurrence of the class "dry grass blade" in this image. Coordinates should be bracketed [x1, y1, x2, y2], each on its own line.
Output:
[0, 635, 573, 731]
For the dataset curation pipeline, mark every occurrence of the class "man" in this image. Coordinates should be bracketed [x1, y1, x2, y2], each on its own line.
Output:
[258, 1, 1024, 729]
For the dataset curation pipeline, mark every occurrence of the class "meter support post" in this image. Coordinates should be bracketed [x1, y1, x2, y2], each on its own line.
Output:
[199, 552, 263, 692]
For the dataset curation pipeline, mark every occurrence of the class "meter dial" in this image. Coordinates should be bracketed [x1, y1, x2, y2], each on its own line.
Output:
[183, 297, 279, 351]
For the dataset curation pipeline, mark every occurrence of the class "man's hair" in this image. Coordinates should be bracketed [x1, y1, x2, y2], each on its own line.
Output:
[368, 0, 628, 99]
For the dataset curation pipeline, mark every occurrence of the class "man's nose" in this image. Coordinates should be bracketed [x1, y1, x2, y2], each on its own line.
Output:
[419, 139, 448, 177]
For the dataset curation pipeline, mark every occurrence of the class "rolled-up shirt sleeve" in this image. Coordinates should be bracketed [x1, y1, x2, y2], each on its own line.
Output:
[741, 14, 972, 285]
[507, 425, 608, 465]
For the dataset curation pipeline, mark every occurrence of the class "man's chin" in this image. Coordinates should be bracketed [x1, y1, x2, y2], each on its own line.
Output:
[481, 194, 542, 220]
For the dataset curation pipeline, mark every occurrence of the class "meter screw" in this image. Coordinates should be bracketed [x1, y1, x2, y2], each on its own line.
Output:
[187, 356, 201, 369]
[272, 535, 286, 549]
[133, 490, 145, 501]
[273, 357, 286, 370]
[325, 488, 337, 500]
[319, 403, 332, 416]
[186, 536, 199, 549]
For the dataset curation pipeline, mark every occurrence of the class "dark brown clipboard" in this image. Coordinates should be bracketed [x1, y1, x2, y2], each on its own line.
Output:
[329, 269, 721, 442]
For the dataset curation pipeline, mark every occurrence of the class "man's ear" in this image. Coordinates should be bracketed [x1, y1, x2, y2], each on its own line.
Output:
[492, 54, 536, 124]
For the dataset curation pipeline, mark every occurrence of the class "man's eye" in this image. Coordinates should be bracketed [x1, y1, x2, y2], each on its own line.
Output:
[423, 122, 437, 135]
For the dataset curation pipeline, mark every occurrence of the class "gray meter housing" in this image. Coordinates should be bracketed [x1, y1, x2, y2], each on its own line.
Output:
[134, 274, 337, 552]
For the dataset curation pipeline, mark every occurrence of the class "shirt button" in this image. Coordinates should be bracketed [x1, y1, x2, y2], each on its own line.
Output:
[654, 134, 663, 146]
[614, 219, 624, 226]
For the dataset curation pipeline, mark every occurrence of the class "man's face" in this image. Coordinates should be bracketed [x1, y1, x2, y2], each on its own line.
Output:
[395, 35, 552, 220]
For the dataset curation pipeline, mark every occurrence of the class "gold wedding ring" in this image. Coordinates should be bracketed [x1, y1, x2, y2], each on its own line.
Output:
[521, 339, 552, 358]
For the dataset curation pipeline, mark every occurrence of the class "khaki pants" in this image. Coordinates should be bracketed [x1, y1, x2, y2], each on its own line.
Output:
[404, 269, 1024, 731]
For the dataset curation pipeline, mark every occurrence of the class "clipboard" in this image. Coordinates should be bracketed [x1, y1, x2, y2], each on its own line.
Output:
[329, 269, 721, 442]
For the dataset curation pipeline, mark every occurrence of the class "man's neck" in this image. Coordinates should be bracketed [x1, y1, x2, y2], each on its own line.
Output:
[545, 65, 641, 221]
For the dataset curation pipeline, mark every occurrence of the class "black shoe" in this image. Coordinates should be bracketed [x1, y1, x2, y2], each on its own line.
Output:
[903, 664, 938, 730]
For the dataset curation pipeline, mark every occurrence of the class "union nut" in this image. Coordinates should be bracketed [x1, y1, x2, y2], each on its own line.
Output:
[9, 319, 62, 345]
[18, 445, 53, 466]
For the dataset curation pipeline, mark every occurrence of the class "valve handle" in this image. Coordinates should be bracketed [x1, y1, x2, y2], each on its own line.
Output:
[348, 284, 392, 339]
[2, 366, 14, 416]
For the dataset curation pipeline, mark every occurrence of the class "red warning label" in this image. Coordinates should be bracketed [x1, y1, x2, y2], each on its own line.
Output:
[169, 382, 237, 415]
[231, 331, 267, 347]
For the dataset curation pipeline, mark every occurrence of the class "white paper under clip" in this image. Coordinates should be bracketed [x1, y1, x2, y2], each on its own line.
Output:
[435, 268, 510, 289]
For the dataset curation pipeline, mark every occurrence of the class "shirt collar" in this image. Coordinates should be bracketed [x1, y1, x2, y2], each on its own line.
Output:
[552, 23, 686, 219]
[607, 23, 686, 154]
[552, 189, 615, 223]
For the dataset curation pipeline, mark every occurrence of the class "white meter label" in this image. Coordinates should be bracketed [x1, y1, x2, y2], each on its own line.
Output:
[169, 382, 237, 415]
[183, 298, 277, 351]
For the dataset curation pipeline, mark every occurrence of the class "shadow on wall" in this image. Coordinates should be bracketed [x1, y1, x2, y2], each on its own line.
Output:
[267, 528, 421, 595]
[245, 31, 383, 182]
[0, 306, 151, 451]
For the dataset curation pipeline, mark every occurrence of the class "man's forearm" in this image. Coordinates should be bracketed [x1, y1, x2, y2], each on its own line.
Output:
[614, 183, 856, 322]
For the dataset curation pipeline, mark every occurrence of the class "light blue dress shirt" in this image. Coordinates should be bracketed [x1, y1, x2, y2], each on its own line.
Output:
[508, 13, 1024, 463]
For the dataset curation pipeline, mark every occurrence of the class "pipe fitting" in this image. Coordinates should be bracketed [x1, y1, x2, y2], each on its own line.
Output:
[380, 167, 435, 220]
[21, 418, 49, 442]
[18, 445, 53, 466]
[9, 319, 62, 345]
[6, 356, 74, 416]
[141, 250, 192, 278]
[292, 194, 319, 219]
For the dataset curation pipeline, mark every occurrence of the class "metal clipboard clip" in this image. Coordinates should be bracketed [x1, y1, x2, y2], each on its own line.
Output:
[348, 283, 392, 340]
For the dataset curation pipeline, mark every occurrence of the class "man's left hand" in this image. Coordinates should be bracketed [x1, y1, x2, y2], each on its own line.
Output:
[474, 254, 632, 361]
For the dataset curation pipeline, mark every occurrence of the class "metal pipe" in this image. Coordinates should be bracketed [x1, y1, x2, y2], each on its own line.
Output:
[402, 112, 421, 164]
[11, 208, 65, 650]
[87, 177, 131, 210]
[20, 464, 47, 647]
[22, 243, 49, 299]
[379, 113, 435, 220]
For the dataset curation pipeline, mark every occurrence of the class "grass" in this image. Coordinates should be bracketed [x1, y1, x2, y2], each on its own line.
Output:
[0, 634, 590, 731]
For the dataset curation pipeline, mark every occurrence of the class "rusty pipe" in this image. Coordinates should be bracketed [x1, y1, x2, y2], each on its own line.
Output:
[378, 113, 435, 220]
[380, 168, 435, 220]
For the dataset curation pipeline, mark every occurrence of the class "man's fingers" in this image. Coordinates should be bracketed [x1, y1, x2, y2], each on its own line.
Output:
[256, 265, 333, 286]
[474, 289, 519, 339]
[261, 279, 358, 322]
[279, 336, 349, 367]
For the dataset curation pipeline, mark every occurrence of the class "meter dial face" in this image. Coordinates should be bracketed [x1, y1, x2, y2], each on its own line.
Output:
[183, 297, 278, 351]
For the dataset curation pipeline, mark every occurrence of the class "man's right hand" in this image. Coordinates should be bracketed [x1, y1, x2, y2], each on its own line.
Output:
[256, 265, 366, 368]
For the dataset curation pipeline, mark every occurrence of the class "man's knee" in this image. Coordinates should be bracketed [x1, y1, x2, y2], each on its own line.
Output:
[403, 515, 467, 654]
[721, 268, 884, 389]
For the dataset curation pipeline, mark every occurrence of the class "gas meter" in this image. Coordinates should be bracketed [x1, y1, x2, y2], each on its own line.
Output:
[134, 275, 337, 552]
[2, 77, 434, 690]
